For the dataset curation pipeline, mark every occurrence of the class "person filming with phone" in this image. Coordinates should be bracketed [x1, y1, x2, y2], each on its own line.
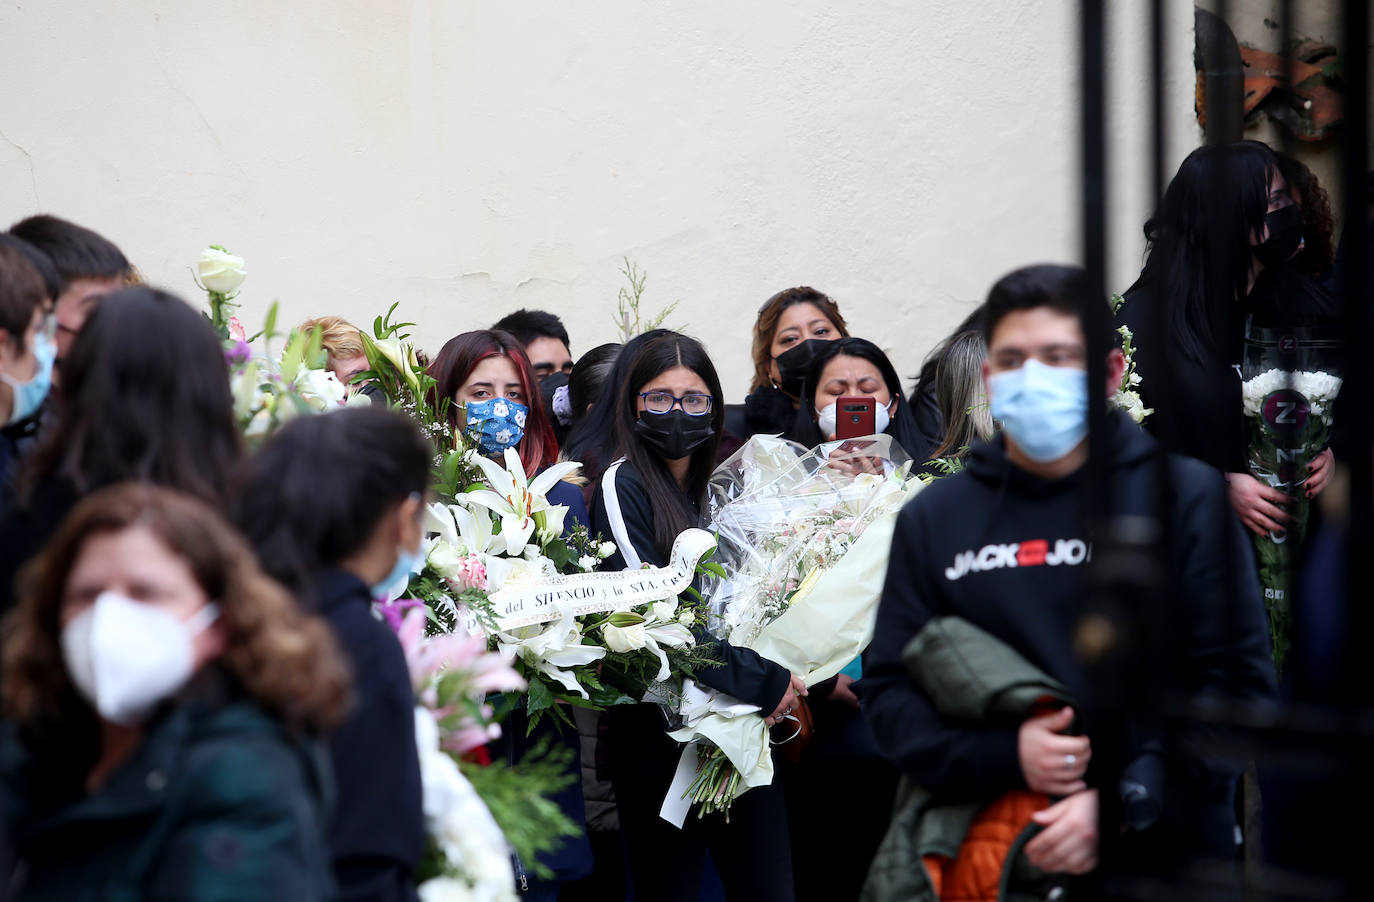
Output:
[790, 337, 925, 476]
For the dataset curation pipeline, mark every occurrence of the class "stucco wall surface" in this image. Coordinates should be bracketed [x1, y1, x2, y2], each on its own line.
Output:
[0, 1, 1198, 400]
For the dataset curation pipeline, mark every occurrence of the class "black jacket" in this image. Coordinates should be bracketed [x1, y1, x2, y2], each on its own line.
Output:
[1117, 289, 1248, 474]
[861, 412, 1276, 806]
[590, 459, 791, 711]
[736, 386, 805, 446]
[313, 569, 423, 902]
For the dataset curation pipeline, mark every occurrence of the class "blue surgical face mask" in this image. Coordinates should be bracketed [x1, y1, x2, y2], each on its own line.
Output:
[373, 543, 423, 602]
[988, 359, 1089, 463]
[1, 329, 55, 426]
[462, 398, 528, 455]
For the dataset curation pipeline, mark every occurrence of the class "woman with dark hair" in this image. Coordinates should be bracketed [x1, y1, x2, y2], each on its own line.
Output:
[560, 329, 670, 487]
[427, 332, 596, 895]
[1118, 140, 1335, 536]
[558, 342, 623, 507]
[738, 287, 849, 441]
[428, 329, 559, 471]
[789, 337, 925, 458]
[0, 286, 241, 613]
[428, 329, 588, 524]
[591, 331, 804, 901]
[0, 483, 350, 898]
[231, 407, 431, 902]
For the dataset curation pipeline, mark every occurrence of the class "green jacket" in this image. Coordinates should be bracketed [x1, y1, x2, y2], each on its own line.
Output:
[861, 617, 1072, 902]
[2, 674, 335, 901]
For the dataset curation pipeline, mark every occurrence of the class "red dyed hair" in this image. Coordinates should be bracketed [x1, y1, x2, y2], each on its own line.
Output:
[427, 329, 560, 473]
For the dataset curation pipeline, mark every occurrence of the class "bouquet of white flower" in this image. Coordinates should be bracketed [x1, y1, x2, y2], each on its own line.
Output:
[1240, 362, 1341, 672]
[660, 435, 921, 823]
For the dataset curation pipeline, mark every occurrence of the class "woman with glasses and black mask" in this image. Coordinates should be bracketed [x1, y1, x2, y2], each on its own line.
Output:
[591, 332, 805, 902]
[732, 287, 849, 443]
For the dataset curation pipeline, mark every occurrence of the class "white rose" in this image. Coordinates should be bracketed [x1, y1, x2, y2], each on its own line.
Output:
[427, 540, 463, 579]
[197, 246, 247, 295]
[599, 541, 617, 558]
[603, 622, 647, 653]
[650, 600, 677, 623]
[678, 609, 695, 627]
[578, 555, 598, 571]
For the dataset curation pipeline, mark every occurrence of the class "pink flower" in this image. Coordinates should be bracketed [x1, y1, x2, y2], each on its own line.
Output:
[228, 315, 247, 342]
[450, 554, 489, 591]
[394, 607, 525, 696]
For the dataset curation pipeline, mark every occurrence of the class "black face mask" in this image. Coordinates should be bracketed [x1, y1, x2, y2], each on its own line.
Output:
[1254, 204, 1304, 268]
[634, 409, 715, 461]
[774, 339, 828, 397]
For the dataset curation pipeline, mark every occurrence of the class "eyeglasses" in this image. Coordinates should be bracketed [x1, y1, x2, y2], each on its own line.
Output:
[640, 391, 713, 416]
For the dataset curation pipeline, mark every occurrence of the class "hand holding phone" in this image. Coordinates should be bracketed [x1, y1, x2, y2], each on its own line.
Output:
[834, 396, 876, 439]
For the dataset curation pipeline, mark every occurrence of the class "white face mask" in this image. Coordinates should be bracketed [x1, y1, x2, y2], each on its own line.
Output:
[61, 591, 221, 726]
[815, 399, 891, 438]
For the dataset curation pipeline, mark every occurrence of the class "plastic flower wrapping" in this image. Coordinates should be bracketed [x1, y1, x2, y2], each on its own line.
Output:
[660, 434, 922, 823]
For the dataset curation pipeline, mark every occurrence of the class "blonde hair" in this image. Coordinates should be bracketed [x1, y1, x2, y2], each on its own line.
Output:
[299, 316, 366, 360]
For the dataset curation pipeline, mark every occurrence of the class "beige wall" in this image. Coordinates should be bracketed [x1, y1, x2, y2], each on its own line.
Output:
[1198, 0, 1374, 222]
[0, 1, 1199, 400]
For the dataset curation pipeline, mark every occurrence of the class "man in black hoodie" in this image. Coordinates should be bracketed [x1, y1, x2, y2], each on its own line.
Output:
[861, 265, 1276, 880]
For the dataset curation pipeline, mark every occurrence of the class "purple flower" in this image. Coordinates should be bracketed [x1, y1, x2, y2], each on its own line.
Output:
[224, 340, 252, 366]
[376, 597, 426, 634]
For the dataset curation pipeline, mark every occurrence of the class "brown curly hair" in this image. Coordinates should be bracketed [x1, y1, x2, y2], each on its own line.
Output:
[1276, 152, 1336, 279]
[2, 483, 352, 734]
[749, 287, 849, 393]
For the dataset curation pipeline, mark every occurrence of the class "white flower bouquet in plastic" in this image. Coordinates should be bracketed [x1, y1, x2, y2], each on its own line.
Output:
[660, 434, 922, 823]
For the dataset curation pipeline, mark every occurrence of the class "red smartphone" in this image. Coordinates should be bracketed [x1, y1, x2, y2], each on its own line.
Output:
[835, 396, 876, 439]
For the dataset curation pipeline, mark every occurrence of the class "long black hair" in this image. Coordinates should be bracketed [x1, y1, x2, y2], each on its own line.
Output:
[1128, 140, 1280, 363]
[22, 286, 240, 502]
[561, 329, 671, 478]
[791, 337, 924, 456]
[230, 406, 432, 603]
[610, 332, 724, 558]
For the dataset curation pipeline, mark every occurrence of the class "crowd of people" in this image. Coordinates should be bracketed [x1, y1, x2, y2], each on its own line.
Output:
[0, 134, 1362, 900]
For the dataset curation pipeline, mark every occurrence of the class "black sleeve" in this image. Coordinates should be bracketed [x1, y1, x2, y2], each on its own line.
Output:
[591, 462, 791, 712]
[1173, 461, 1278, 705]
[326, 610, 424, 897]
[590, 462, 661, 570]
[858, 501, 1025, 801]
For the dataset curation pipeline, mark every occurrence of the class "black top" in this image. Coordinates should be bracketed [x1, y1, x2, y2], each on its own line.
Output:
[312, 569, 423, 902]
[590, 459, 791, 712]
[860, 412, 1276, 804]
[0, 473, 79, 616]
[1117, 288, 1247, 473]
[738, 386, 802, 443]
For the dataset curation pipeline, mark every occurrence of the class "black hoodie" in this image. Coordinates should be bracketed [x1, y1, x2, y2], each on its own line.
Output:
[860, 411, 1276, 805]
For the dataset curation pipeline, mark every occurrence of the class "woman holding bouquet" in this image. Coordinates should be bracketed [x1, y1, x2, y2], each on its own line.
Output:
[427, 329, 595, 895]
[428, 329, 589, 526]
[592, 331, 805, 902]
[783, 336, 912, 898]
[790, 337, 926, 459]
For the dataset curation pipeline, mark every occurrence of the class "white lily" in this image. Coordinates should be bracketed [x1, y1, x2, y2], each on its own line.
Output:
[497, 606, 605, 698]
[427, 501, 505, 557]
[464, 449, 580, 558]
